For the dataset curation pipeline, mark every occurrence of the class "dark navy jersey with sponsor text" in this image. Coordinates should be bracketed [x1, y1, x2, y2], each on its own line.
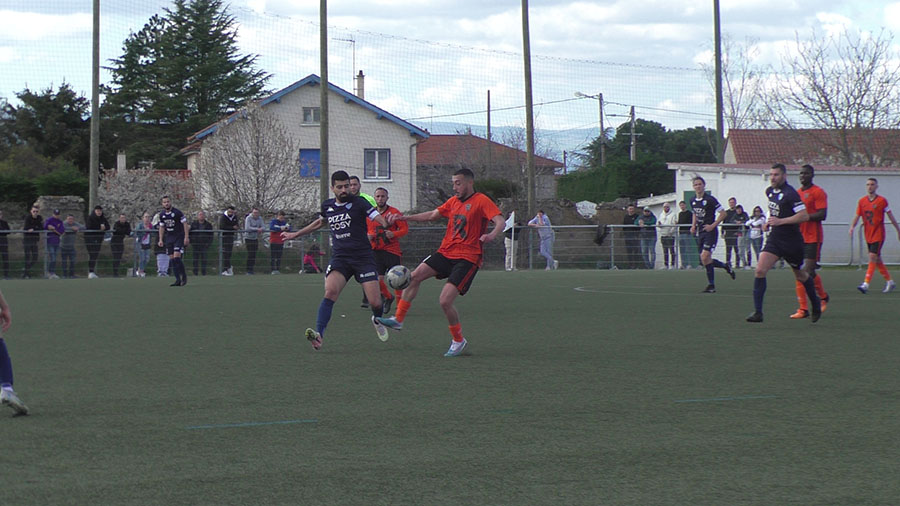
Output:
[766, 182, 805, 241]
[160, 208, 186, 242]
[690, 193, 723, 227]
[320, 195, 379, 256]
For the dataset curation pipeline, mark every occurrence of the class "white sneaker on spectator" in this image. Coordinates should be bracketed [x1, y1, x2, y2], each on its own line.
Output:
[48, 273, 60, 279]
[88, 272, 99, 279]
[884, 280, 896, 293]
[553, 260, 559, 270]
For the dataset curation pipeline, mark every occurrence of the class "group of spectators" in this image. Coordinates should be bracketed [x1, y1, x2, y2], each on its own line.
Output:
[0, 204, 323, 279]
[622, 198, 768, 270]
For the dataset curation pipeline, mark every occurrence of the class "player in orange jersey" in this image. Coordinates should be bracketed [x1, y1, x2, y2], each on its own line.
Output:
[849, 177, 900, 294]
[375, 168, 505, 357]
[790, 165, 831, 319]
[367, 187, 409, 314]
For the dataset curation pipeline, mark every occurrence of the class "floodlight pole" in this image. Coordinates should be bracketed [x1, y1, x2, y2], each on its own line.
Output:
[319, 0, 329, 203]
[521, 0, 536, 218]
[89, 0, 100, 209]
[714, 0, 725, 163]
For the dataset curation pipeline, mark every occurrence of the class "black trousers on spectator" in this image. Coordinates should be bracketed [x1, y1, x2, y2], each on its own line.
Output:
[245, 239, 258, 273]
[86, 238, 102, 273]
[193, 247, 209, 275]
[111, 240, 125, 276]
[23, 237, 39, 276]
[270, 243, 284, 271]
[0, 243, 8, 278]
[222, 238, 234, 270]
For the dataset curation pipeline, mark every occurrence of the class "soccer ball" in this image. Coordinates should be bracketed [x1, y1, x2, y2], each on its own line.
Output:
[385, 264, 411, 290]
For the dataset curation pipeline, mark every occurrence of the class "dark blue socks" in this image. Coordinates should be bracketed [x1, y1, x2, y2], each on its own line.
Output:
[0, 338, 14, 387]
[753, 277, 767, 313]
[706, 264, 715, 285]
[802, 276, 820, 312]
[316, 298, 335, 336]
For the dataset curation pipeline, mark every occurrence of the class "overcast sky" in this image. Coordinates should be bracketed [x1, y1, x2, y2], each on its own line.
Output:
[1, 0, 898, 146]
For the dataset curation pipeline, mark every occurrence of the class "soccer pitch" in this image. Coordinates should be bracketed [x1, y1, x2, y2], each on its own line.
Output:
[1, 268, 898, 505]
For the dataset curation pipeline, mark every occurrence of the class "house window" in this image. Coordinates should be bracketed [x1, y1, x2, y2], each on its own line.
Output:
[302, 107, 320, 124]
[364, 149, 391, 179]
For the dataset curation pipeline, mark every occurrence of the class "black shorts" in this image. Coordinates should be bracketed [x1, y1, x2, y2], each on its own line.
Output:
[165, 240, 185, 255]
[326, 253, 378, 283]
[697, 229, 718, 252]
[763, 235, 804, 269]
[373, 250, 402, 276]
[423, 252, 478, 295]
[803, 242, 822, 261]
[867, 241, 884, 255]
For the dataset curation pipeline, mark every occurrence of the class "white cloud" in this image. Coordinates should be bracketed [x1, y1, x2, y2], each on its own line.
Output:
[0, 47, 17, 64]
[0, 10, 92, 40]
[885, 3, 900, 31]
[815, 12, 853, 37]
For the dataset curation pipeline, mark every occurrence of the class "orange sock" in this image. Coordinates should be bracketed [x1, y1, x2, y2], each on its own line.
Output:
[394, 299, 411, 322]
[814, 275, 827, 299]
[449, 323, 464, 343]
[394, 288, 403, 300]
[877, 261, 891, 281]
[378, 279, 391, 299]
[865, 262, 876, 283]
[795, 281, 808, 311]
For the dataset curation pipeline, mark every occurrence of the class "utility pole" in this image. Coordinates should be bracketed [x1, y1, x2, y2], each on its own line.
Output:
[486, 90, 492, 173]
[89, 0, 100, 209]
[713, 0, 725, 163]
[598, 93, 606, 167]
[521, 0, 536, 219]
[319, 0, 329, 203]
[629, 106, 636, 161]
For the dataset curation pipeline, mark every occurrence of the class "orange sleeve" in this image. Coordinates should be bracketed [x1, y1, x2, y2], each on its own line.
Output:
[391, 214, 409, 239]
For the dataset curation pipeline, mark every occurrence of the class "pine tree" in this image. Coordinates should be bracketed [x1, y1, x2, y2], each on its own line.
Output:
[104, 0, 270, 168]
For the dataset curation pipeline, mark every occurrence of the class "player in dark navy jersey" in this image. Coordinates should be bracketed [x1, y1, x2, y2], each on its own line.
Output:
[689, 176, 735, 293]
[746, 163, 821, 323]
[157, 196, 190, 286]
[282, 170, 392, 350]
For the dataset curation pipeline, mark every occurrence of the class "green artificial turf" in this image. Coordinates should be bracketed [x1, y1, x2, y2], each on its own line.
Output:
[0, 268, 898, 505]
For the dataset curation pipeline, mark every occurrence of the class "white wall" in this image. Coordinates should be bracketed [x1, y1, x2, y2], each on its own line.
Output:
[670, 164, 900, 265]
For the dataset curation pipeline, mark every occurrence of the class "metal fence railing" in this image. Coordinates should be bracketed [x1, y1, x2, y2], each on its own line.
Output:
[0, 221, 886, 279]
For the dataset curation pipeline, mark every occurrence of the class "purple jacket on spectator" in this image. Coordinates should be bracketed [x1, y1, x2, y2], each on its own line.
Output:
[44, 216, 65, 246]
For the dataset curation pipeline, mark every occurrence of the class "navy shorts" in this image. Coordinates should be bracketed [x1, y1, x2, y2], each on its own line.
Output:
[326, 253, 379, 283]
[763, 235, 804, 269]
[165, 240, 185, 255]
[697, 229, 718, 253]
[423, 252, 478, 295]
[373, 250, 402, 276]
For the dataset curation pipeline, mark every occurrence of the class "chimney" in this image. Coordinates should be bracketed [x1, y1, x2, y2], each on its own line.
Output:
[356, 70, 365, 100]
[116, 150, 127, 173]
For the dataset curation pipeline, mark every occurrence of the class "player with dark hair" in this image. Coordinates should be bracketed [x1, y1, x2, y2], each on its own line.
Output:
[747, 163, 821, 323]
[367, 187, 408, 314]
[689, 176, 735, 292]
[282, 170, 391, 349]
[376, 168, 505, 357]
[849, 177, 900, 294]
[790, 164, 830, 318]
[157, 196, 190, 286]
[0, 287, 28, 415]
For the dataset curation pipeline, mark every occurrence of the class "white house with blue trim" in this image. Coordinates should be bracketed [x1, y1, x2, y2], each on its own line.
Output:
[183, 74, 429, 212]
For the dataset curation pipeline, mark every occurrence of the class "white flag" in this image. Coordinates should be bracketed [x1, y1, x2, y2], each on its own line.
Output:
[503, 211, 515, 232]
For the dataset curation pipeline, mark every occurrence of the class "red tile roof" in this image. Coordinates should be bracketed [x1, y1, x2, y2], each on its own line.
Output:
[726, 129, 900, 167]
[417, 134, 563, 171]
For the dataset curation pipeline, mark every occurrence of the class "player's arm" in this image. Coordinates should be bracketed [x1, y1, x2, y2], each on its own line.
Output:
[690, 212, 697, 234]
[810, 192, 827, 222]
[158, 222, 165, 247]
[480, 214, 506, 243]
[182, 219, 190, 246]
[703, 209, 727, 232]
[282, 217, 324, 241]
[886, 210, 900, 240]
[392, 209, 441, 223]
[0, 288, 10, 332]
[769, 208, 809, 227]
[390, 216, 409, 239]
[849, 207, 862, 236]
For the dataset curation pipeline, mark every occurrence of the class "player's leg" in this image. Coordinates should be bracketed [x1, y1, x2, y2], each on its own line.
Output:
[174, 249, 187, 285]
[792, 245, 817, 318]
[860, 245, 881, 293]
[872, 245, 895, 291]
[305, 267, 350, 349]
[747, 251, 779, 322]
[0, 336, 28, 415]
[378, 258, 440, 329]
[439, 259, 478, 357]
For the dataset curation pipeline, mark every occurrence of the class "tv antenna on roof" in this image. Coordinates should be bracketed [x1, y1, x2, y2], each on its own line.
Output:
[333, 36, 357, 94]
